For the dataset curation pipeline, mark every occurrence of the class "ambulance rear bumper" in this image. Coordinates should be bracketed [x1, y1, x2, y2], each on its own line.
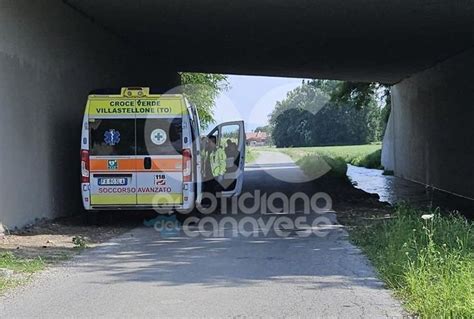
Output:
[82, 182, 195, 212]
[85, 204, 194, 213]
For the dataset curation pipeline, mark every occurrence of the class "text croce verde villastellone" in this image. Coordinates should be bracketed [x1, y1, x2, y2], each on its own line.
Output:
[94, 100, 174, 114]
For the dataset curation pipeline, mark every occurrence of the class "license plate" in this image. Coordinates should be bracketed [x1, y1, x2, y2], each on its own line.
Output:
[98, 178, 127, 186]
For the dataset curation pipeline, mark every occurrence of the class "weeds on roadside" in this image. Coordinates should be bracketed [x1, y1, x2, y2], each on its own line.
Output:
[351, 204, 474, 318]
[72, 236, 88, 249]
[0, 252, 45, 273]
[0, 252, 45, 293]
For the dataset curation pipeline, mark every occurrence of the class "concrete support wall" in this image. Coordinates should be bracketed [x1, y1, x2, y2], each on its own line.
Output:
[0, 1, 179, 229]
[382, 48, 474, 199]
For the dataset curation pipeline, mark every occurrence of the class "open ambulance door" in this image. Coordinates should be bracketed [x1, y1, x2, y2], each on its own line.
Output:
[206, 121, 245, 197]
[187, 102, 203, 205]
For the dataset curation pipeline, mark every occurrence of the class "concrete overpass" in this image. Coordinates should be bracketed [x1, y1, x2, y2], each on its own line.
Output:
[0, 0, 473, 228]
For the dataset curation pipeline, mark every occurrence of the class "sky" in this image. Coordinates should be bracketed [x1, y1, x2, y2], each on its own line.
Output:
[213, 75, 306, 132]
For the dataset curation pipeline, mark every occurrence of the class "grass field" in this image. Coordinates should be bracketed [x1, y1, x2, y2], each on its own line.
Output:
[350, 205, 474, 318]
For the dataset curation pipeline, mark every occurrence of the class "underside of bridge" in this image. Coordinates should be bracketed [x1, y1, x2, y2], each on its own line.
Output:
[65, 0, 474, 84]
[0, 0, 473, 227]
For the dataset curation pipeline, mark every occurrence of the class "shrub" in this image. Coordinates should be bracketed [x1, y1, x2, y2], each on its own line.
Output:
[72, 236, 88, 249]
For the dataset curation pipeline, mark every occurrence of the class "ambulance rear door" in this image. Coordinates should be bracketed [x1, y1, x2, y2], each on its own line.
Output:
[207, 121, 246, 197]
[188, 102, 203, 205]
[88, 114, 138, 206]
[135, 96, 185, 206]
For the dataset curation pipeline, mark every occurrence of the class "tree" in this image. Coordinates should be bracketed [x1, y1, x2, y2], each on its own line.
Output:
[272, 108, 314, 148]
[180, 73, 229, 129]
[321, 80, 391, 140]
[270, 80, 384, 147]
[310, 102, 379, 145]
[327, 81, 391, 110]
[269, 80, 327, 126]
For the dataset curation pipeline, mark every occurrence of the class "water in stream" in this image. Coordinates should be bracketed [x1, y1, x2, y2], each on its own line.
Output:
[347, 165, 474, 218]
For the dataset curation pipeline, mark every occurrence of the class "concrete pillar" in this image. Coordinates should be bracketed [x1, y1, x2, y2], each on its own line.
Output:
[0, 1, 179, 228]
[382, 48, 474, 199]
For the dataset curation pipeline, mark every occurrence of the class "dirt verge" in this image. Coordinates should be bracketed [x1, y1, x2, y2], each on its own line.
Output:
[0, 214, 142, 261]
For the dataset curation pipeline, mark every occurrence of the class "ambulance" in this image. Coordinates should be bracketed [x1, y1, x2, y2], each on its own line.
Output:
[80, 87, 245, 214]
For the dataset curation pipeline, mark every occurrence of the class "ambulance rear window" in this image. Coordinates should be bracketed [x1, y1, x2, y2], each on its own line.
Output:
[89, 118, 183, 156]
[136, 118, 183, 156]
[89, 119, 135, 156]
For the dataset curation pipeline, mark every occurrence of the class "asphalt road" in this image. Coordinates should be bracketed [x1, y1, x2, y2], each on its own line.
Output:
[0, 152, 403, 318]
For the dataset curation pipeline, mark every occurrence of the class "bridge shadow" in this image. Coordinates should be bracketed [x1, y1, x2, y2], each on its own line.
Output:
[67, 165, 389, 292]
[73, 224, 386, 291]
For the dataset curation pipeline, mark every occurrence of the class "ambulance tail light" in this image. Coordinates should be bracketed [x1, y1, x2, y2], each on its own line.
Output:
[183, 149, 192, 182]
[81, 149, 90, 183]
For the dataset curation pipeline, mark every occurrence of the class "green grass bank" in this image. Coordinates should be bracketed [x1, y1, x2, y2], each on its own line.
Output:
[350, 205, 473, 318]
[261, 144, 382, 178]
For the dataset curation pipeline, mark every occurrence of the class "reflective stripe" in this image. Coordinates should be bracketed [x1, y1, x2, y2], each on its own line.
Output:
[91, 194, 182, 205]
[91, 195, 136, 205]
[137, 193, 183, 205]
